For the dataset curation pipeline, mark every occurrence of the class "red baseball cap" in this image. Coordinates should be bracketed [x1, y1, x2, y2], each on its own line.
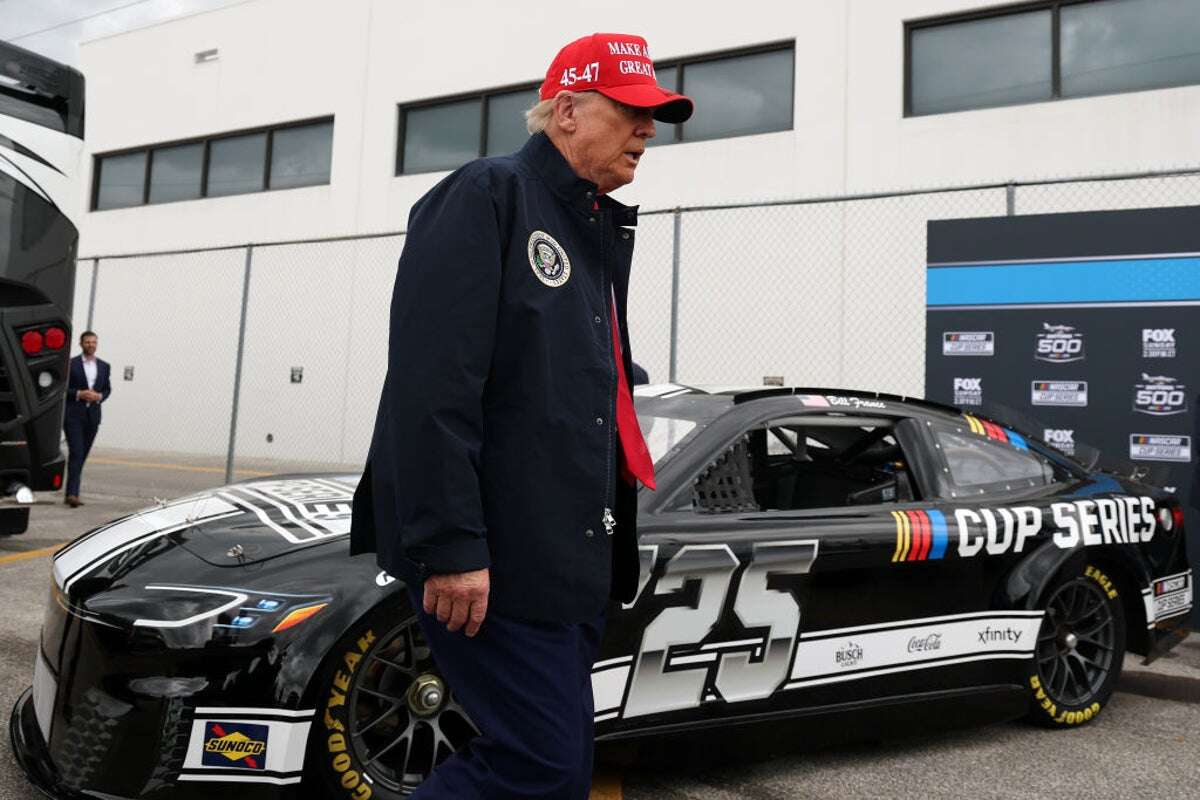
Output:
[540, 33, 694, 124]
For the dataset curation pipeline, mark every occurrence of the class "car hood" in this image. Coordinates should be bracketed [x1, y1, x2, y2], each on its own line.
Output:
[52, 474, 361, 596]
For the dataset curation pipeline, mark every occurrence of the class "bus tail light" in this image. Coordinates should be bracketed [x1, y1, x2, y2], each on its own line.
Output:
[21, 331, 43, 355]
[44, 327, 66, 350]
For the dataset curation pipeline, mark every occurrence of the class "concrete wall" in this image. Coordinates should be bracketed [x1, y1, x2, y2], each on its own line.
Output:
[71, 0, 1200, 462]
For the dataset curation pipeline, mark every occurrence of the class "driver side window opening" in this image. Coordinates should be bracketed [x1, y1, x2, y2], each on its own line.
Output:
[690, 417, 918, 514]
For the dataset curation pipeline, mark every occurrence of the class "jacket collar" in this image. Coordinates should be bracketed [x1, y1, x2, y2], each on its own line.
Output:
[518, 133, 638, 227]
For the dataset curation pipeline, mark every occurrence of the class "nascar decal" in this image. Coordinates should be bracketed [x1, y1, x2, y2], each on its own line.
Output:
[1142, 570, 1193, 627]
[217, 477, 358, 544]
[181, 707, 313, 784]
[891, 497, 1159, 564]
[890, 510, 949, 562]
[527, 230, 571, 288]
[943, 331, 994, 356]
[1130, 434, 1191, 463]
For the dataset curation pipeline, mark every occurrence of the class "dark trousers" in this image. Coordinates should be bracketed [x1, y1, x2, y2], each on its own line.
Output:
[63, 413, 99, 497]
[408, 587, 606, 800]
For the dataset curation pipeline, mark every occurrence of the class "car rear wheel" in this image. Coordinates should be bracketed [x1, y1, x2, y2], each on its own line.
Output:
[306, 602, 477, 799]
[1024, 563, 1125, 728]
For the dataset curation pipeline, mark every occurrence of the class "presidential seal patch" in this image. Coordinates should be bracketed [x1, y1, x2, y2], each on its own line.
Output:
[527, 231, 571, 287]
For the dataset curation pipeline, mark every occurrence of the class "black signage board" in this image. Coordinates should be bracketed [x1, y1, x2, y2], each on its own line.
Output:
[926, 206, 1200, 622]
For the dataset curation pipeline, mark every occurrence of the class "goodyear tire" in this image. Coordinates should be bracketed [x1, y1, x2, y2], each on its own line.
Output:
[306, 600, 478, 799]
[1024, 563, 1126, 728]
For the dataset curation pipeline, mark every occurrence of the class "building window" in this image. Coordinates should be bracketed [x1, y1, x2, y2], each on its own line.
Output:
[485, 87, 539, 157]
[1060, 0, 1200, 99]
[401, 98, 483, 174]
[270, 119, 334, 189]
[94, 151, 146, 210]
[206, 132, 266, 197]
[148, 142, 203, 203]
[907, 0, 1200, 117]
[668, 46, 795, 143]
[397, 84, 538, 175]
[394, 42, 795, 173]
[91, 116, 333, 210]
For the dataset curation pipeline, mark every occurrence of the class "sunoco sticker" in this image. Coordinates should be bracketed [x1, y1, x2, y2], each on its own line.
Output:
[1129, 434, 1191, 462]
[943, 332, 994, 356]
[1031, 381, 1088, 407]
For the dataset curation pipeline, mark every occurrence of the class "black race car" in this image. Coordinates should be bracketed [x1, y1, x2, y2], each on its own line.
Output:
[11, 385, 1193, 799]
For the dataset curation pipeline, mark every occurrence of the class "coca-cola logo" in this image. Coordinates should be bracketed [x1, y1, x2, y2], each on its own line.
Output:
[907, 633, 943, 653]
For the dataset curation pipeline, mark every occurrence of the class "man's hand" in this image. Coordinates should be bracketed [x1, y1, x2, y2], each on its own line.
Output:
[79, 389, 102, 402]
[423, 568, 489, 637]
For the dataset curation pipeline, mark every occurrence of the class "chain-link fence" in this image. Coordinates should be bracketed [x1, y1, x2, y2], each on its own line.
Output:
[75, 166, 1200, 482]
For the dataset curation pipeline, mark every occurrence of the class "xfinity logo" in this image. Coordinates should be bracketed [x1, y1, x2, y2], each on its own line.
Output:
[978, 626, 1022, 646]
[1142, 328, 1176, 358]
[1043, 428, 1076, 456]
[1133, 373, 1187, 416]
[953, 377, 983, 407]
[1035, 323, 1085, 363]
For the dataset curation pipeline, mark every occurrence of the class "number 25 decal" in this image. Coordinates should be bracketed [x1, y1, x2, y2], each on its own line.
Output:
[623, 540, 819, 718]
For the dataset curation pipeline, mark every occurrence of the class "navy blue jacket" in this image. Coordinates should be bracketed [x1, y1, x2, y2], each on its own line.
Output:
[64, 355, 112, 425]
[351, 133, 643, 623]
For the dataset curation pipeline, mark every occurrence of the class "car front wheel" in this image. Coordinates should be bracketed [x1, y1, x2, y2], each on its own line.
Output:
[306, 602, 477, 799]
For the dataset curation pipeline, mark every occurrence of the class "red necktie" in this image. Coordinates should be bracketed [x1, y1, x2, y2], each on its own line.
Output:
[610, 298, 655, 489]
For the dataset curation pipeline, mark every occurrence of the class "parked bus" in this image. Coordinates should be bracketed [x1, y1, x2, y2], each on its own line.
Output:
[0, 40, 85, 534]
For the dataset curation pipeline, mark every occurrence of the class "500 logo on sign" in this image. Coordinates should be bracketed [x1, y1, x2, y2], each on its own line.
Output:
[1133, 373, 1187, 416]
[1142, 328, 1177, 358]
[1035, 323, 1085, 363]
[943, 332, 994, 356]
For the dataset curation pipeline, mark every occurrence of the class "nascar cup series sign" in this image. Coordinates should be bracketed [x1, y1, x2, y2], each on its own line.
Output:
[925, 206, 1200, 516]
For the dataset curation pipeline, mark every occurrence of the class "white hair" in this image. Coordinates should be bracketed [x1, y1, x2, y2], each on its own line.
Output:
[525, 90, 597, 134]
[525, 97, 555, 134]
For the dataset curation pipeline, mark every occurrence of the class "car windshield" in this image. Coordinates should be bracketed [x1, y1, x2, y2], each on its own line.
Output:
[635, 393, 725, 467]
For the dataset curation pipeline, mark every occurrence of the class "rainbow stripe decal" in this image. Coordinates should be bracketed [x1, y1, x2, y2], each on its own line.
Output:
[891, 509, 949, 562]
[963, 414, 1027, 450]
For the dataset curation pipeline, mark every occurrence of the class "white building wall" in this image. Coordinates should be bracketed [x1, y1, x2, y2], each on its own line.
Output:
[72, 0, 1200, 462]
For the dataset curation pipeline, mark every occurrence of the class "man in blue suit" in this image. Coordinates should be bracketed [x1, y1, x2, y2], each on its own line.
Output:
[63, 330, 111, 507]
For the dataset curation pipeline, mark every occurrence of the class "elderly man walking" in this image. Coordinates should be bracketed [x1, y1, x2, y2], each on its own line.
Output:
[352, 32, 692, 800]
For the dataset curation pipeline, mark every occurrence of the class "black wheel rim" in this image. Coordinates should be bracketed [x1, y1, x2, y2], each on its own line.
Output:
[347, 614, 478, 795]
[1035, 577, 1116, 707]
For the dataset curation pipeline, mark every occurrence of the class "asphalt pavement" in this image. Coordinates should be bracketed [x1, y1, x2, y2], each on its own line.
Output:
[2, 449, 1198, 799]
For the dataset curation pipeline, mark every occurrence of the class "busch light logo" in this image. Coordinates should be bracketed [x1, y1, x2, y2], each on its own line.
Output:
[1142, 328, 1176, 358]
[836, 640, 864, 669]
[953, 377, 982, 407]
[1043, 428, 1075, 456]
[1035, 323, 1085, 363]
[943, 331, 995, 356]
[1133, 374, 1187, 416]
